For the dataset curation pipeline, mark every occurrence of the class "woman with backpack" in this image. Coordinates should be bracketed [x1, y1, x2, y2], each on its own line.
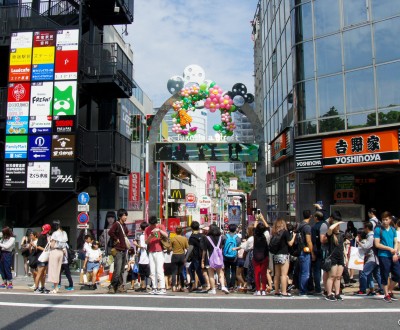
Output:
[252, 222, 271, 296]
[270, 219, 296, 297]
[201, 224, 229, 294]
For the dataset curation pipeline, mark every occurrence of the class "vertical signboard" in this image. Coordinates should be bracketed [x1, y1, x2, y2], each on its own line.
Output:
[128, 172, 141, 210]
[4, 28, 79, 190]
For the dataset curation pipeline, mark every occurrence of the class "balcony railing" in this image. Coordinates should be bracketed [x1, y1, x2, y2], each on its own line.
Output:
[0, 4, 60, 42]
[77, 126, 131, 175]
[80, 41, 134, 98]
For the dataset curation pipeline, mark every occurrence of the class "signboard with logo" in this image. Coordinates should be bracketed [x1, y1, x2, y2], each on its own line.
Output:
[50, 162, 74, 189]
[4, 162, 27, 188]
[170, 189, 185, 200]
[52, 115, 75, 133]
[185, 193, 196, 208]
[128, 172, 141, 210]
[27, 161, 50, 188]
[55, 29, 79, 80]
[51, 135, 75, 159]
[7, 83, 30, 117]
[322, 129, 399, 168]
[28, 135, 51, 160]
[198, 195, 212, 208]
[9, 32, 33, 82]
[5, 135, 28, 159]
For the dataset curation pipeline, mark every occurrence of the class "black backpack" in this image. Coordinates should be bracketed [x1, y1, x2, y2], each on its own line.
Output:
[312, 220, 326, 253]
[291, 223, 309, 257]
[67, 246, 76, 265]
[269, 231, 284, 255]
[253, 234, 269, 262]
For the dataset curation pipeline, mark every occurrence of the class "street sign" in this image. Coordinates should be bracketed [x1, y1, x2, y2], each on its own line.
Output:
[198, 195, 211, 208]
[186, 193, 196, 203]
[186, 202, 196, 208]
[77, 192, 90, 205]
[77, 204, 90, 212]
[77, 224, 89, 229]
[77, 212, 89, 224]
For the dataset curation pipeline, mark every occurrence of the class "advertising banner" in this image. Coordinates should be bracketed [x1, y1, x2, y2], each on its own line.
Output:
[29, 81, 53, 134]
[6, 116, 28, 135]
[52, 81, 77, 116]
[9, 32, 33, 82]
[50, 162, 74, 189]
[5, 135, 28, 159]
[27, 162, 50, 188]
[7, 83, 30, 117]
[52, 115, 75, 133]
[228, 205, 241, 225]
[4, 162, 27, 188]
[51, 134, 75, 159]
[28, 135, 51, 161]
[33, 30, 56, 47]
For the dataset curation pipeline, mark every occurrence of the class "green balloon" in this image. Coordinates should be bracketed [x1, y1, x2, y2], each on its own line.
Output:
[213, 124, 221, 131]
[210, 81, 216, 88]
[226, 131, 233, 136]
[200, 83, 207, 91]
[230, 105, 236, 112]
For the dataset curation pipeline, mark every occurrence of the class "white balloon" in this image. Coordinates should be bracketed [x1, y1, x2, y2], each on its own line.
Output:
[183, 64, 206, 85]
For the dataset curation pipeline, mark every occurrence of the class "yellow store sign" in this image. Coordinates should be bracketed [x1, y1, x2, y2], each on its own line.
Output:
[9, 48, 32, 66]
[32, 46, 55, 64]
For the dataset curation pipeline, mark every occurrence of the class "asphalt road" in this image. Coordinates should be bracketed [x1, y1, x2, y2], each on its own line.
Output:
[0, 291, 399, 330]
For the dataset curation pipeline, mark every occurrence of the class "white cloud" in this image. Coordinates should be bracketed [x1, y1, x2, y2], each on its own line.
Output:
[124, 0, 259, 107]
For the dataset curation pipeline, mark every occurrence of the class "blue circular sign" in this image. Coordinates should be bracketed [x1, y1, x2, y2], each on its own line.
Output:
[78, 192, 90, 205]
[77, 212, 89, 224]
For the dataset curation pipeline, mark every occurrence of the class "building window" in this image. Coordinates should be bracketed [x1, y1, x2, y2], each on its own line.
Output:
[314, 0, 340, 37]
[374, 17, 400, 64]
[343, 25, 372, 70]
[272, 49, 278, 80]
[346, 112, 376, 129]
[343, 0, 369, 27]
[297, 80, 316, 120]
[345, 68, 375, 114]
[376, 61, 400, 109]
[371, 0, 400, 21]
[315, 34, 342, 76]
[317, 74, 344, 117]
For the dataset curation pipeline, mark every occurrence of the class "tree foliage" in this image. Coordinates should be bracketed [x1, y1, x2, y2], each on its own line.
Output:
[216, 171, 253, 193]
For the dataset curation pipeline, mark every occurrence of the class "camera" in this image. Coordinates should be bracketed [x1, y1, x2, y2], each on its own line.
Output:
[257, 209, 261, 215]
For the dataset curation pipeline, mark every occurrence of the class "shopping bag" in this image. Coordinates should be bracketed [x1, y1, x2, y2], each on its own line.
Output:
[347, 246, 364, 271]
[38, 243, 50, 263]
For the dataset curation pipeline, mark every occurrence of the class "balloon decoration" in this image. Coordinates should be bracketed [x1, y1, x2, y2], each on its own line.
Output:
[167, 65, 254, 138]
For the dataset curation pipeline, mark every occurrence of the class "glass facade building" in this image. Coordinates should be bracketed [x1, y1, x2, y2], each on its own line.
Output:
[255, 0, 400, 221]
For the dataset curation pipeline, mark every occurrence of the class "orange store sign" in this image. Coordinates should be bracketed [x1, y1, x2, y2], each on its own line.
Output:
[322, 130, 399, 168]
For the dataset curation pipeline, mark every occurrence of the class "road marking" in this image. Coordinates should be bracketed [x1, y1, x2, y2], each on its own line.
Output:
[0, 291, 373, 300]
[0, 302, 399, 314]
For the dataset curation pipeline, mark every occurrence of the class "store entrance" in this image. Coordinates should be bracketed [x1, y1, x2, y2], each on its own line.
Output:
[358, 172, 400, 219]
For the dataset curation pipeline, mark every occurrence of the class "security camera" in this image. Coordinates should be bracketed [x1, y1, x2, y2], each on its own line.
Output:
[114, 5, 120, 13]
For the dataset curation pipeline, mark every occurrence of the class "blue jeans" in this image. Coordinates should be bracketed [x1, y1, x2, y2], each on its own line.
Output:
[110, 250, 126, 290]
[298, 252, 311, 295]
[189, 259, 205, 286]
[0, 252, 13, 282]
[359, 261, 382, 292]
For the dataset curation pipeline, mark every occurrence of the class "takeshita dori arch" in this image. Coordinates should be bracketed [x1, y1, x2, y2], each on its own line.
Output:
[167, 64, 254, 138]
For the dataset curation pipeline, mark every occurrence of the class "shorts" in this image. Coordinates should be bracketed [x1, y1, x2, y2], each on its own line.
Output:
[273, 254, 289, 265]
[379, 256, 400, 286]
[36, 261, 48, 268]
[87, 261, 100, 272]
[139, 264, 150, 277]
[237, 258, 245, 268]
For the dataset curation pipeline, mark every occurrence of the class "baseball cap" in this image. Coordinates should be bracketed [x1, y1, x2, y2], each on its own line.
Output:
[41, 224, 51, 235]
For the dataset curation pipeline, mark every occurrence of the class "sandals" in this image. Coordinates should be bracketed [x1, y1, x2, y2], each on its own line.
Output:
[281, 293, 292, 297]
[50, 289, 58, 294]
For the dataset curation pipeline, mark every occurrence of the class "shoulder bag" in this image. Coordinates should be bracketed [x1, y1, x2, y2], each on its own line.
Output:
[117, 222, 131, 249]
[38, 242, 50, 263]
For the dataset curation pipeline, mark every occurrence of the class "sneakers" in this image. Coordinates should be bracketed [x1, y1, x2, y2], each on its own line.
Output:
[117, 286, 127, 293]
[354, 290, 366, 295]
[149, 289, 158, 295]
[0, 283, 6, 289]
[208, 289, 216, 295]
[383, 295, 392, 303]
[367, 291, 376, 296]
[107, 286, 116, 294]
[7, 283, 13, 289]
[135, 287, 147, 292]
[389, 292, 398, 301]
[254, 291, 261, 296]
[34, 288, 42, 294]
[29, 284, 36, 289]
[349, 279, 357, 283]
[335, 295, 343, 301]
[287, 284, 294, 292]
[261, 291, 267, 296]
[325, 294, 337, 301]
[157, 289, 167, 295]
[65, 286, 74, 291]
[42, 288, 50, 294]
[221, 287, 229, 294]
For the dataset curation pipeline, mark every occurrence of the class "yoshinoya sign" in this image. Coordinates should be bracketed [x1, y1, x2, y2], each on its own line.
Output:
[322, 129, 399, 168]
[295, 139, 323, 171]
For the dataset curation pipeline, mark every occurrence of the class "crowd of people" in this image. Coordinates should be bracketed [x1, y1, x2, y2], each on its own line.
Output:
[0, 206, 399, 303]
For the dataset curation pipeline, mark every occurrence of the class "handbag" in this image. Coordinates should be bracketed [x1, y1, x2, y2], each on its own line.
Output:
[161, 236, 172, 252]
[38, 243, 50, 263]
[117, 222, 131, 249]
[347, 246, 364, 271]
[21, 247, 30, 257]
[133, 262, 139, 274]
[321, 256, 332, 272]
[28, 250, 38, 268]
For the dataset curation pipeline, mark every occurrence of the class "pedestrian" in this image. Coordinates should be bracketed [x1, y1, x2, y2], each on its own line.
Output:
[20, 229, 33, 277]
[223, 224, 241, 292]
[170, 226, 189, 292]
[133, 222, 151, 292]
[83, 240, 102, 290]
[252, 222, 270, 296]
[144, 215, 168, 295]
[59, 242, 74, 291]
[28, 231, 39, 288]
[325, 220, 345, 302]
[355, 222, 382, 296]
[48, 220, 68, 294]
[345, 221, 358, 283]
[241, 224, 255, 292]
[296, 210, 314, 296]
[368, 208, 380, 229]
[108, 208, 130, 294]
[374, 211, 400, 303]
[270, 219, 296, 297]
[311, 210, 326, 295]
[33, 224, 51, 294]
[201, 224, 229, 294]
[187, 221, 207, 292]
[0, 227, 16, 289]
